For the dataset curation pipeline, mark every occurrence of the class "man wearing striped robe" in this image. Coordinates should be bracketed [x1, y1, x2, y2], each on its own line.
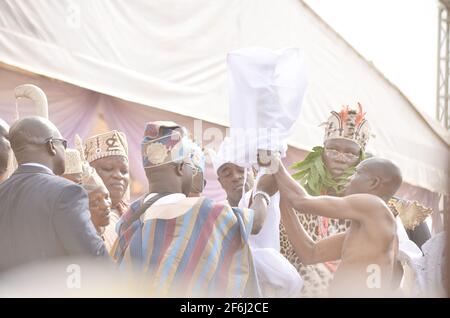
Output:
[113, 121, 276, 297]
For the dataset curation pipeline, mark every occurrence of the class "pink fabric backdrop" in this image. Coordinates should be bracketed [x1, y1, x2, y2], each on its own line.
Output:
[0, 66, 444, 232]
[0, 66, 231, 201]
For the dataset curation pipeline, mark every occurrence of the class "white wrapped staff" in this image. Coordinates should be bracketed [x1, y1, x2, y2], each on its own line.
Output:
[14, 84, 49, 120]
[7, 84, 50, 175]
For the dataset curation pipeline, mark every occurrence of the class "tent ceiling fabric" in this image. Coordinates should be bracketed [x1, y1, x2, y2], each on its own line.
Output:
[0, 0, 449, 194]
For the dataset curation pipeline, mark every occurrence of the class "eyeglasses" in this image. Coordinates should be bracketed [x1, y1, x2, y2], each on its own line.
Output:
[45, 137, 68, 150]
[324, 148, 359, 162]
[168, 162, 201, 176]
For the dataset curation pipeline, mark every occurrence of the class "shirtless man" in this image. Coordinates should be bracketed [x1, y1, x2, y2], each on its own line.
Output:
[273, 157, 403, 297]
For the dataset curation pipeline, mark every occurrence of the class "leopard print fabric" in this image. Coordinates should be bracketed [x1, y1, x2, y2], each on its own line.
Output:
[280, 211, 351, 297]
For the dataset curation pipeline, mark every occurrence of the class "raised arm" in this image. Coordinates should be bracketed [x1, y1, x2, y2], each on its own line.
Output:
[250, 173, 278, 234]
[280, 198, 345, 264]
[273, 158, 380, 222]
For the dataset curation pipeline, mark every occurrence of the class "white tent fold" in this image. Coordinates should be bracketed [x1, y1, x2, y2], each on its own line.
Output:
[0, 0, 448, 195]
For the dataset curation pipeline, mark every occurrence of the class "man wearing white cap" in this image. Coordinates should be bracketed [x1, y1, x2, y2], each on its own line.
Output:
[210, 138, 303, 297]
[62, 147, 113, 251]
[209, 47, 309, 297]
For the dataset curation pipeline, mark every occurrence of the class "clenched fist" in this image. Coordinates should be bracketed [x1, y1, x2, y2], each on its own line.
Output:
[256, 174, 278, 197]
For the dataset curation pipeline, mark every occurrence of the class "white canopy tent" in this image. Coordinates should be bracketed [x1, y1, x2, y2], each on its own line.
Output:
[0, 1, 448, 209]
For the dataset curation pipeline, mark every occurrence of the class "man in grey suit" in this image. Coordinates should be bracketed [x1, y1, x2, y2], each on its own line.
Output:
[0, 116, 107, 272]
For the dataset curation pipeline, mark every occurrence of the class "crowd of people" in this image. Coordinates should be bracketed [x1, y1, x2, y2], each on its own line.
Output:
[0, 110, 445, 297]
[0, 47, 446, 298]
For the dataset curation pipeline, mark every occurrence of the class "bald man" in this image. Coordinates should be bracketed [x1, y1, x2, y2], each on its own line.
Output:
[273, 157, 403, 297]
[0, 116, 107, 271]
[0, 118, 11, 183]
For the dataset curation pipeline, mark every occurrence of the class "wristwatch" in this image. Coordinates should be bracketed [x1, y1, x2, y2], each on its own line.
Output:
[253, 191, 271, 206]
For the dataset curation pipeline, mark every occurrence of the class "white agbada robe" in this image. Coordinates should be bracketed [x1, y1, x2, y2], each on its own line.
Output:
[210, 140, 303, 296]
[237, 171, 303, 298]
[213, 158, 303, 296]
[395, 216, 423, 260]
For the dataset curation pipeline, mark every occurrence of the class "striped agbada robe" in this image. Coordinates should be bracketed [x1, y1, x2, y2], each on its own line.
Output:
[113, 194, 261, 297]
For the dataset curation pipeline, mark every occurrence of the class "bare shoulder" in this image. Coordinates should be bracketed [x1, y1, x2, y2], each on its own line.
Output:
[344, 194, 394, 222]
[344, 193, 386, 208]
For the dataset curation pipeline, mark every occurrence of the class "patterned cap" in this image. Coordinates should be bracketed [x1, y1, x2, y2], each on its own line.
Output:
[71, 135, 106, 191]
[84, 130, 128, 163]
[64, 148, 83, 174]
[322, 103, 371, 149]
[82, 164, 107, 193]
[141, 121, 191, 168]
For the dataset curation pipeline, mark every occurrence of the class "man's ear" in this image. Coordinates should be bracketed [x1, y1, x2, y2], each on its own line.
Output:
[369, 176, 381, 190]
[47, 140, 57, 156]
[217, 175, 224, 187]
[175, 162, 184, 176]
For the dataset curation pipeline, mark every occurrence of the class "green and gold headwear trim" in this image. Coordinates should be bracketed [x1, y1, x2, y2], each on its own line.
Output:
[291, 146, 365, 196]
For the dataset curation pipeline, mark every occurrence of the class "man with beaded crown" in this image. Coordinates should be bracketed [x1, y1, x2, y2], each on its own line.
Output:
[281, 104, 432, 297]
[279, 104, 372, 297]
